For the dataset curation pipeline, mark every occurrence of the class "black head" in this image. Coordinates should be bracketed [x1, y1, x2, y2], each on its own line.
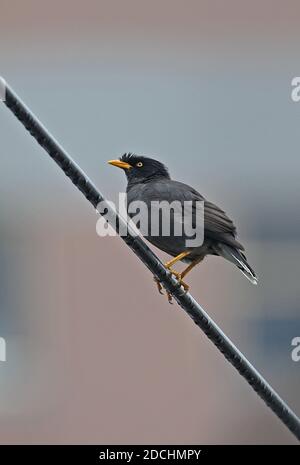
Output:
[108, 153, 170, 185]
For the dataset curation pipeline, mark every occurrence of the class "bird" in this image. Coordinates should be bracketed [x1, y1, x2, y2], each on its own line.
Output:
[108, 153, 257, 302]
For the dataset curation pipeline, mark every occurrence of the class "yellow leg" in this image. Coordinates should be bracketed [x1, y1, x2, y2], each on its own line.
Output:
[181, 257, 203, 279]
[169, 258, 203, 294]
[154, 252, 203, 304]
[164, 251, 191, 269]
[165, 257, 203, 303]
[155, 251, 191, 303]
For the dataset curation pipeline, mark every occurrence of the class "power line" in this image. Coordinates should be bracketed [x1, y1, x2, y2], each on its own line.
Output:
[1, 77, 299, 441]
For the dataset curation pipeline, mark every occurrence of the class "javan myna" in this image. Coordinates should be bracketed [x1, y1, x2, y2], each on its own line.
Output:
[109, 154, 257, 302]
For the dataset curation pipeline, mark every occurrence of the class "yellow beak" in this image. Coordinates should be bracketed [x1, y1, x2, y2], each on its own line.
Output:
[108, 159, 132, 170]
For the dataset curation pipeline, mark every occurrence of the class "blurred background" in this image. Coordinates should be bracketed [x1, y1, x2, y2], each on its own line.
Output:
[0, 0, 299, 444]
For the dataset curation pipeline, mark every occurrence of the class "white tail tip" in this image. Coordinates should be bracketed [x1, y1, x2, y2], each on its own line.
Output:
[240, 268, 258, 285]
[0, 77, 6, 102]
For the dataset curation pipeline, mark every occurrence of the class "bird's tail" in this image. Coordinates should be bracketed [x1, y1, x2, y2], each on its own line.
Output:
[215, 243, 258, 285]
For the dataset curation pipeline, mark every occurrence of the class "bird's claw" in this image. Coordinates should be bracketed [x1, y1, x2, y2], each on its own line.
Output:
[154, 277, 165, 295]
[167, 292, 173, 304]
[168, 269, 190, 293]
[154, 277, 174, 303]
[154, 270, 189, 304]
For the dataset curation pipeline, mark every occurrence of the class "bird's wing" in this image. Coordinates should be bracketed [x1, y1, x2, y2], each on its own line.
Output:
[127, 180, 244, 251]
[204, 201, 236, 235]
[166, 182, 245, 251]
[203, 200, 244, 250]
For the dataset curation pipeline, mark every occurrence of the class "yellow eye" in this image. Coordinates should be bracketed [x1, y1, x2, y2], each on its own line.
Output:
[136, 162, 143, 167]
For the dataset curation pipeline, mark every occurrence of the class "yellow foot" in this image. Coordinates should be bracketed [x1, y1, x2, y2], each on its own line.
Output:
[153, 269, 190, 304]
[167, 291, 173, 304]
[153, 277, 164, 295]
[168, 269, 190, 293]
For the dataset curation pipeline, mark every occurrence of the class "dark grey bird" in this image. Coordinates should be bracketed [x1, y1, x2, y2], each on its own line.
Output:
[108, 154, 257, 302]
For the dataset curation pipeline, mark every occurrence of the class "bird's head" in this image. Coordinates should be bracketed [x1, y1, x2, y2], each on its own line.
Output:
[108, 153, 170, 184]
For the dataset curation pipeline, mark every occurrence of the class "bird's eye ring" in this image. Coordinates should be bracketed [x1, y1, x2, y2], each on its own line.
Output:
[136, 162, 143, 167]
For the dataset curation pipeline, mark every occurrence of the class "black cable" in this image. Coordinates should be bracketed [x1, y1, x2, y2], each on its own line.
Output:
[1, 77, 299, 441]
